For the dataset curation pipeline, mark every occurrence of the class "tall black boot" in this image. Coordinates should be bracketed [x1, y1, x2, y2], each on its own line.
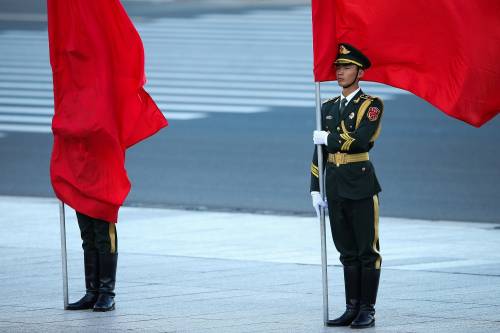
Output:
[66, 251, 99, 310]
[93, 253, 117, 312]
[351, 268, 381, 329]
[326, 266, 361, 326]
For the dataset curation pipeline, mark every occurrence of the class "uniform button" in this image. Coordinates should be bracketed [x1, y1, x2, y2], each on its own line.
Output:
[338, 140, 341, 144]
[337, 127, 340, 131]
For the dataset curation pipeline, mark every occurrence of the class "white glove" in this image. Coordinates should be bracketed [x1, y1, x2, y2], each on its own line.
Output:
[313, 130, 329, 146]
[311, 191, 327, 217]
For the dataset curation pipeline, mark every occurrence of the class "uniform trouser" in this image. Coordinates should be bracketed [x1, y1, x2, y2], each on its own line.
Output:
[76, 212, 118, 254]
[326, 196, 381, 269]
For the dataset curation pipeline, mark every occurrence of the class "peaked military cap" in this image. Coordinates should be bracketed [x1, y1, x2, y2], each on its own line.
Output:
[334, 43, 371, 69]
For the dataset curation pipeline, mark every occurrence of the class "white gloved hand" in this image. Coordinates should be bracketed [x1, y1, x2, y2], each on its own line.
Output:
[311, 191, 327, 217]
[313, 130, 329, 146]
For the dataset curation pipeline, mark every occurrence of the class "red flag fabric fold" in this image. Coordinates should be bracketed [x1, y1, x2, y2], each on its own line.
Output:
[312, 0, 500, 127]
[47, 0, 168, 223]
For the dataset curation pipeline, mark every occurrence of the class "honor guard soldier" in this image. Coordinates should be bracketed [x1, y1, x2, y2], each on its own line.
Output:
[66, 212, 118, 312]
[310, 43, 383, 329]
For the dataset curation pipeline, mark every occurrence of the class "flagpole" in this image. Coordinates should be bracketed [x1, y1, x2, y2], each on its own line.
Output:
[315, 82, 329, 324]
[59, 200, 69, 309]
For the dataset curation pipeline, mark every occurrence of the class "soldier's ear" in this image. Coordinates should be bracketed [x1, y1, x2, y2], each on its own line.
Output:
[357, 68, 365, 79]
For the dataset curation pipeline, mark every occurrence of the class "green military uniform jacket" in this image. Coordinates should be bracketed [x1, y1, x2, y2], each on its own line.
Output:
[310, 90, 383, 200]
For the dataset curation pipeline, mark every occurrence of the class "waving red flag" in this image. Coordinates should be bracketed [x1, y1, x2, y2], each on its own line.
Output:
[312, 0, 500, 127]
[47, 0, 168, 223]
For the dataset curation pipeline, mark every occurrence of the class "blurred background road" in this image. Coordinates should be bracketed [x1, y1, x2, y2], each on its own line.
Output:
[0, 0, 499, 222]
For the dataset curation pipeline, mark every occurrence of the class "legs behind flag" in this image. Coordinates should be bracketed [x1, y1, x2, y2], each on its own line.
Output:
[61, 208, 118, 312]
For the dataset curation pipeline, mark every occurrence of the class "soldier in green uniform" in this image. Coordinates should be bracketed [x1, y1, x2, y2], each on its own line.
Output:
[310, 43, 383, 329]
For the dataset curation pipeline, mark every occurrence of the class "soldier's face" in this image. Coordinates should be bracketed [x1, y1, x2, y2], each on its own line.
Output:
[335, 64, 364, 87]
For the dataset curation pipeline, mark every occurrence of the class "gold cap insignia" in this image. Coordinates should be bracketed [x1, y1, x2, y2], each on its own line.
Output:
[339, 45, 351, 55]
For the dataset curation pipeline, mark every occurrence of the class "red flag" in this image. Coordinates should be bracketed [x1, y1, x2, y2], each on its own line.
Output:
[47, 0, 168, 223]
[312, 0, 500, 127]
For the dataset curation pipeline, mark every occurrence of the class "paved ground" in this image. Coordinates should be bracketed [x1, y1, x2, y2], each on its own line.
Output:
[1, 196, 500, 332]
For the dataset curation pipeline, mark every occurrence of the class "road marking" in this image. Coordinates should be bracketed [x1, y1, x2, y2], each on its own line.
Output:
[0, 115, 51, 124]
[0, 6, 408, 134]
[0, 79, 407, 99]
[0, 104, 263, 116]
[0, 106, 205, 120]
[0, 68, 317, 83]
[0, 83, 408, 99]
[0, 13, 47, 22]
[0, 124, 50, 133]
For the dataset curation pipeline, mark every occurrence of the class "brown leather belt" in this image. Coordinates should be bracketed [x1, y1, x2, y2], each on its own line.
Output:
[327, 152, 369, 166]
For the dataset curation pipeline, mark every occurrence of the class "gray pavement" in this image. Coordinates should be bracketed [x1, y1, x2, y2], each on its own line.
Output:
[1, 195, 500, 332]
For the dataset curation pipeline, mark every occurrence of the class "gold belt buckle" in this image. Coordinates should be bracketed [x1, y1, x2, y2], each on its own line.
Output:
[334, 152, 345, 166]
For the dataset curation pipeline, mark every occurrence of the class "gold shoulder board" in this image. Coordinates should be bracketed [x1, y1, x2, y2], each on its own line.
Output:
[323, 96, 340, 104]
[360, 94, 374, 101]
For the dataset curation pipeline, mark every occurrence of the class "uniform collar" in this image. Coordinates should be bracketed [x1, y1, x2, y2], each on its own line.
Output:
[340, 87, 361, 105]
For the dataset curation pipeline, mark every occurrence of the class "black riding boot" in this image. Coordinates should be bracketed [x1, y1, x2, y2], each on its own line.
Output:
[326, 266, 361, 326]
[66, 251, 99, 310]
[93, 253, 117, 312]
[351, 268, 381, 329]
